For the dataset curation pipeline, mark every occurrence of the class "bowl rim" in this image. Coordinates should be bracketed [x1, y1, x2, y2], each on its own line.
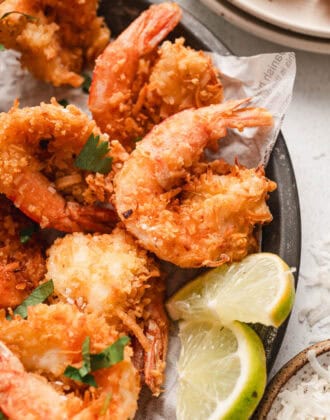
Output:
[255, 339, 330, 418]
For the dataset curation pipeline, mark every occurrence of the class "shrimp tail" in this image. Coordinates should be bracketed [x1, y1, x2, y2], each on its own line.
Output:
[143, 283, 169, 396]
[201, 98, 273, 139]
[9, 172, 118, 233]
[89, 3, 182, 140]
[120, 3, 182, 55]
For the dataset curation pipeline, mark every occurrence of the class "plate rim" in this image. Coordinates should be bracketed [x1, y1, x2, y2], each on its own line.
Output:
[201, 0, 330, 55]
[227, 0, 330, 39]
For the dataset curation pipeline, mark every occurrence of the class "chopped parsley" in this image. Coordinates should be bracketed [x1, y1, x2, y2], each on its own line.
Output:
[0, 411, 8, 420]
[0, 11, 38, 21]
[19, 224, 38, 244]
[64, 337, 97, 387]
[75, 133, 112, 174]
[90, 335, 130, 370]
[64, 336, 130, 387]
[81, 73, 92, 94]
[7, 280, 54, 320]
[58, 98, 69, 108]
[0, 44, 5, 51]
[134, 136, 143, 143]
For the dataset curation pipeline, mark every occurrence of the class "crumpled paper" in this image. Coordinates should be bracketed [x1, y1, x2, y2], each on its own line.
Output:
[0, 50, 296, 419]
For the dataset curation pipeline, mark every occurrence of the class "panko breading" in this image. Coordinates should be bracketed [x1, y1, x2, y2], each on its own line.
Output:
[0, 303, 118, 375]
[46, 228, 159, 318]
[0, 303, 140, 419]
[89, 3, 223, 150]
[0, 0, 110, 86]
[91, 36, 223, 150]
[0, 100, 118, 232]
[46, 227, 169, 396]
[0, 194, 45, 308]
[115, 99, 276, 268]
[140, 38, 223, 125]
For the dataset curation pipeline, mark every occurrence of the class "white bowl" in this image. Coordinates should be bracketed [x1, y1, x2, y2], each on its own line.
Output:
[201, 0, 330, 54]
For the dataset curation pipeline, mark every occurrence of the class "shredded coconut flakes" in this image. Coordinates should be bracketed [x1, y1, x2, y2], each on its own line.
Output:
[276, 350, 330, 419]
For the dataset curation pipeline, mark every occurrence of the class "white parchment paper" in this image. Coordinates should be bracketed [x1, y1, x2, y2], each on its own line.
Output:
[0, 50, 296, 419]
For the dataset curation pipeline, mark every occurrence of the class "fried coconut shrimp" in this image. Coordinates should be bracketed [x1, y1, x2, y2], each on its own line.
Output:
[0, 100, 119, 233]
[0, 0, 110, 86]
[0, 194, 45, 308]
[114, 99, 277, 268]
[89, 3, 223, 149]
[0, 303, 140, 419]
[46, 227, 168, 396]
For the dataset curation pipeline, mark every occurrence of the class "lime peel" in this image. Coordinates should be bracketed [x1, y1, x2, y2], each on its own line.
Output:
[167, 253, 295, 328]
[177, 320, 266, 420]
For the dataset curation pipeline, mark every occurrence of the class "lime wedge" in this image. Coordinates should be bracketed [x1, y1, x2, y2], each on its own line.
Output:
[177, 320, 266, 420]
[167, 253, 295, 328]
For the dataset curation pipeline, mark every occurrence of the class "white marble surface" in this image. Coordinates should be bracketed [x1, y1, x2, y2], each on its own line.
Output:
[178, 0, 330, 377]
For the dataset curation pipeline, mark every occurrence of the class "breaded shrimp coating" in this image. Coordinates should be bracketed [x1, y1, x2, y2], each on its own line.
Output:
[115, 99, 276, 268]
[141, 38, 223, 124]
[46, 227, 169, 396]
[0, 194, 45, 308]
[0, 100, 118, 233]
[46, 228, 160, 318]
[0, 303, 120, 375]
[0, 304, 140, 419]
[0, 0, 110, 86]
[89, 3, 223, 149]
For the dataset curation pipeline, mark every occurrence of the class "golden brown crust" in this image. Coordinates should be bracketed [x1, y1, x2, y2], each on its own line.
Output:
[92, 37, 223, 150]
[0, 0, 110, 86]
[0, 194, 46, 308]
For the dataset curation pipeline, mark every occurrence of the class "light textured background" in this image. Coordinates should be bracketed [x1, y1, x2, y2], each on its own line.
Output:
[177, 0, 330, 377]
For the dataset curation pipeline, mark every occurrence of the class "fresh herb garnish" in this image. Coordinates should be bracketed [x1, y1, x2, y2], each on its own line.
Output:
[64, 336, 130, 387]
[0, 11, 38, 21]
[75, 133, 112, 174]
[63, 365, 97, 387]
[90, 336, 130, 370]
[134, 136, 142, 143]
[19, 224, 38, 244]
[0, 44, 5, 51]
[58, 98, 69, 107]
[81, 73, 92, 94]
[100, 393, 112, 416]
[7, 280, 54, 320]
[0, 411, 8, 420]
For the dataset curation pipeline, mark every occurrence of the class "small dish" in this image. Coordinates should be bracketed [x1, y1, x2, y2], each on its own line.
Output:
[227, 0, 330, 39]
[201, 0, 330, 55]
[255, 340, 330, 419]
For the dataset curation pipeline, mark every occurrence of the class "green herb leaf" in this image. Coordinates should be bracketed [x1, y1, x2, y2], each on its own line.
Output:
[64, 336, 130, 388]
[0, 11, 38, 21]
[0, 44, 5, 51]
[100, 392, 112, 416]
[19, 224, 38, 244]
[58, 98, 69, 108]
[64, 337, 97, 387]
[134, 136, 143, 143]
[75, 133, 112, 174]
[0, 411, 8, 420]
[63, 365, 98, 388]
[91, 336, 130, 371]
[8, 280, 54, 320]
[79, 337, 91, 377]
[81, 73, 92, 94]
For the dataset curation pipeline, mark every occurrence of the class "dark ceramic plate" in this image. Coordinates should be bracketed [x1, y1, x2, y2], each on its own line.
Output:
[99, 0, 301, 370]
